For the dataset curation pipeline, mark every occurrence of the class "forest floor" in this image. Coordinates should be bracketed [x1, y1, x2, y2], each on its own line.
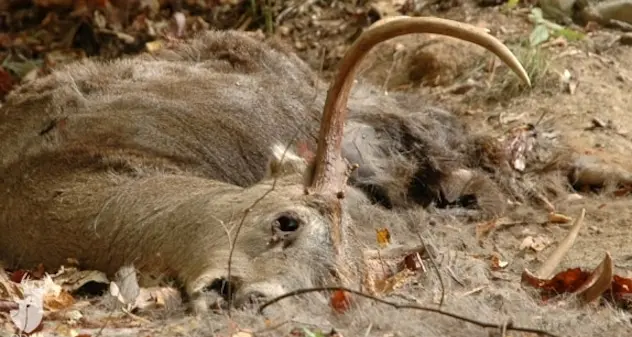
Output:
[1, 0, 632, 336]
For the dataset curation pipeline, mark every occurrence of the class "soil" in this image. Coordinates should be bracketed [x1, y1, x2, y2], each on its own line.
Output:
[1, 0, 632, 336]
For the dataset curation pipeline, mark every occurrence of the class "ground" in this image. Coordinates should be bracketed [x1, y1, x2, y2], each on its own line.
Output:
[1, 0, 632, 336]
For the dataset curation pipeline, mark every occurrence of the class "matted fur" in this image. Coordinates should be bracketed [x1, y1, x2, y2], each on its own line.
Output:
[0, 29, 521, 217]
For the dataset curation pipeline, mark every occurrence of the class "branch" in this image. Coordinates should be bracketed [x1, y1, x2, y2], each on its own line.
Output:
[258, 286, 560, 337]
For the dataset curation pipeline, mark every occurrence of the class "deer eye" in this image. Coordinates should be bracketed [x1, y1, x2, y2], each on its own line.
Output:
[276, 215, 300, 232]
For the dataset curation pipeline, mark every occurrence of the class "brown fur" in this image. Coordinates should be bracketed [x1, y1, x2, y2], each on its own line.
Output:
[0, 27, 529, 312]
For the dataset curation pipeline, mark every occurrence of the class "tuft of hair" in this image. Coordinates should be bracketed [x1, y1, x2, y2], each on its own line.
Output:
[265, 143, 308, 179]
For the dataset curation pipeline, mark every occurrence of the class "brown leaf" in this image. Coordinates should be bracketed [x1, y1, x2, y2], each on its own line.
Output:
[548, 212, 572, 224]
[373, 269, 415, 294]
[611, 275, 632, 308]
[375, 228, 391, 248]
[490, 254, 508, 270]
[330, 290, 351, 313]
[44, 290, 75, 311]
[521, 267, 590, 299]
[402, 252, 421, 271]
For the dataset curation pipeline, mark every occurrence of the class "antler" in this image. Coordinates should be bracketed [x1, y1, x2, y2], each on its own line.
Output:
[307, 15, 530, 284]
[308, 16, 530, 197]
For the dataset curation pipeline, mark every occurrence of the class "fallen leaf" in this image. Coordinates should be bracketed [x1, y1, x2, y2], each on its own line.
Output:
[402, 252, 422, 271]
[519, 235, 550, 252]
[375, 228, 391, 248]
[330, 290, 351, 313]
[548, 212, 572, 224]
[362, 244, 426, 294]
[491, 254, 508, 270]
[44, 290, 75, 311]
[145, 40, 164, 53]
[373, 268, 415, 294]
[522, 267, 590, 299]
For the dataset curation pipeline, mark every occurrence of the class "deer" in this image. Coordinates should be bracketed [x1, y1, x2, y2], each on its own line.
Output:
[0, 17, 530, 313]
[58, 17, 532, 217]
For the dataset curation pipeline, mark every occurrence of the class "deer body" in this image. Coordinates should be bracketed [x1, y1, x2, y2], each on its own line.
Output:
[0, 18, 530, 312]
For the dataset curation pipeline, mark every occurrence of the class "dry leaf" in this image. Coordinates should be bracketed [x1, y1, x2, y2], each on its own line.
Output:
[522, 267, 589, 299]
[373, 269, 415, 294]
[44, 290, 75, 311]
[548, 212, 572, 224]
[519, 235, 550, 252]
[375, 228, 391, 248]
[330, 290, 351, 313]
[491, 254, 508, 270]
[145, 40, 164, 53]
[521, 252, 630, 309]
[402, 252, 422, 271]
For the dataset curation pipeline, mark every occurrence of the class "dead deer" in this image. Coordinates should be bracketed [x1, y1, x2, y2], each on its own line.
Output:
[0, 17, 529, 312]
[128, 21, 531, 216]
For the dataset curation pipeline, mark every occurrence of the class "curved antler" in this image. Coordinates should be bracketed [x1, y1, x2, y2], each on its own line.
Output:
[306, 16, 530, 287]
[308, 16, 530, 197]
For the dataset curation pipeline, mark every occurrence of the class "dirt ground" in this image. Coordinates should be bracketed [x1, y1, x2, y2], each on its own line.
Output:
[2, 0, 632, 336]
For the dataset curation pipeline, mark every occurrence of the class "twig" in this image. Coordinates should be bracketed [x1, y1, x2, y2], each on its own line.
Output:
[416, 232, 445, 308]
[258, 286, 559, 337]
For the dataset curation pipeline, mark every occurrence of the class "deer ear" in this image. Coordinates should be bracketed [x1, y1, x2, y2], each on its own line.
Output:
[265, 143, 308, 179]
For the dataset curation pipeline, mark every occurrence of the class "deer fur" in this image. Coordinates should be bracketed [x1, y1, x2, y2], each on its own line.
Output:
[139, 28, 526, 215]
[1, 29, 522, 218]
[0, 17, 530, 312]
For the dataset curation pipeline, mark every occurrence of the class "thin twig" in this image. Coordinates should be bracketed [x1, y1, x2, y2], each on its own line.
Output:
[416, 232, 445, 308]
[258, 287, 559, 337]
